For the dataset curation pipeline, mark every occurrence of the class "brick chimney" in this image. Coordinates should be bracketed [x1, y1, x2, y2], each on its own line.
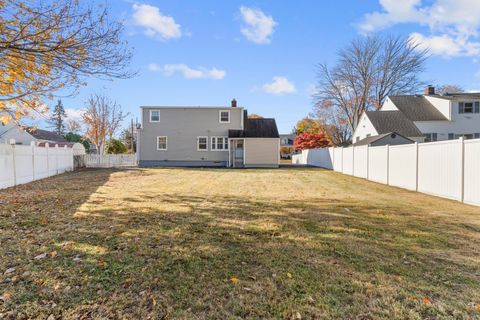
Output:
[424, 85, 435, 95]
[231, 99, 237, 108]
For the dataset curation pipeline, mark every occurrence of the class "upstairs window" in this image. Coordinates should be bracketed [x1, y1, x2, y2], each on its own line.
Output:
[459, 102, 480, 114]
[157, 136, 167, 150]
[150, 110, 160, 122]
[219, 110, 230, 123]
[211, 137, 228, 151]
[197, 136, 208, 151]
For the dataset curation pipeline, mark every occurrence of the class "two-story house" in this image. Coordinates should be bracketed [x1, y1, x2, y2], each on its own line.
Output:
[353, 86, 480, 146]
[136, 100, 280, 168]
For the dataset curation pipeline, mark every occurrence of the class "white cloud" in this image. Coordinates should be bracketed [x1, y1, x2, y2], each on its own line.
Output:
[358, 0, 480, 57]
[161, 64, 226, 80]
[65, 108, 85, 123]
[262, 77, 296, 95]
[240, 6, 277, 44]
[132, 4, 182, 40]
[147, 63, 161, 72]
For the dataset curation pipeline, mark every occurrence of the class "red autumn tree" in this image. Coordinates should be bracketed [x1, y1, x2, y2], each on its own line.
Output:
[294, 132, 331, 151]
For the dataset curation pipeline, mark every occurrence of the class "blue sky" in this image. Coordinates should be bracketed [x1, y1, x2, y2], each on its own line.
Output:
[58, 0, 480, 134]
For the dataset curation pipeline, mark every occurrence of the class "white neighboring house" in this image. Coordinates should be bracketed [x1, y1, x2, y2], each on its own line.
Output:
[0, 118, 84, 154]
[353, 86, 480, 145]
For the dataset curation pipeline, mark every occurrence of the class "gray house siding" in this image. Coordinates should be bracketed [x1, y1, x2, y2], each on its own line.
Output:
[138, 107, 243, 167]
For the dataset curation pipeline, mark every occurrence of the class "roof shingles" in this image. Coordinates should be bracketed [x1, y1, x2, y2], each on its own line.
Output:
[388, 96, 447, 121]
[366, 110, 423, 137]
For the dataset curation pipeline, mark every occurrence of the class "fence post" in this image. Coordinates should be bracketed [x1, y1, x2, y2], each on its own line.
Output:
[460, 137, 465, 203]
[352, 146, 355, 176]
[46, 143, 50, 176]
[55, 144, 59, 174]
[31, 141, 36, 181]
[415, 142, 419, 192]
[10, 140, 16, 186]
[386, 144, 390, 185]
[341, 147, 344, 173]
[366, 145, 369, 180]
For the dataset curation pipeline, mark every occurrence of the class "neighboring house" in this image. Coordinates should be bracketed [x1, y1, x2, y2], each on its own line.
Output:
[137, 100, 280, 168]
[0, 120, 68, 146]
[279, 134, 296, 159]
[353, 86, 480, 145]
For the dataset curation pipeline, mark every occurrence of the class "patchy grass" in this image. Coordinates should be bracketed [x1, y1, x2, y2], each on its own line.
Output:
[1, 168, 480, 319]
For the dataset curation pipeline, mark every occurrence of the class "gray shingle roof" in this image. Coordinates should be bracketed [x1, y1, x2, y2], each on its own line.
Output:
[366, 111, 423, 137]
[229, 112, 279, 138]
[352, 132, 413, 146]
[432, 92, 480, 100]
[388, 96, 447, 121]
[26, 128, 67, 142]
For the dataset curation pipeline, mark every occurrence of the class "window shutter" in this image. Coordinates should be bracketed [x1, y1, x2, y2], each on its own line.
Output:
[459, 102, 464, 114]
[475, 133, 480, 139]
[432, 133, 438, 141]
[448, 133, 454, 140]
[475, 102, 480, 113]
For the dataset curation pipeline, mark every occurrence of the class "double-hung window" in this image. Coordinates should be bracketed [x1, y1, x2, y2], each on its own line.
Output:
[459, 102, 480, 114]
[424, 133, 437, 142]
[150, 110, 160, 122]
[219, 110, 230, 123]
[197, 136, 208, 151]
[211, 137, 228, 151]
[157, 136, 167, 150]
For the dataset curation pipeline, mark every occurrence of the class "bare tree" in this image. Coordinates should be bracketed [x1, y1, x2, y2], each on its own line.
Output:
[313, 35, 428, 139]
[82, 94, 128, 155]
[65, 119, 82, 134]
[0, 0, 134, 121]
[437, 84, 464, 95]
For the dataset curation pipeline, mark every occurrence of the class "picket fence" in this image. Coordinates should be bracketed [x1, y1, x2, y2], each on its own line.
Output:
[0, 142, 74, 189]
[85, 154, 137, 168]
[292, 138, 480, 206]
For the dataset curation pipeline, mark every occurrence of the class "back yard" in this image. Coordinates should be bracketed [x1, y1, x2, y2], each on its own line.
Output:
[1, 168, 480, 319]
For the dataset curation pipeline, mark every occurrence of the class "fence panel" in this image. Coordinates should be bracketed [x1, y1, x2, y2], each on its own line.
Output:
[388, 144, 417, 191]
[368, 146, 388, 184]
[353, 146, 368, 178]
[342, 147, 354, 175]
[463, 140, 480, 205]
[418, 140, 462, 201]
[34, 146, 49, 180]
[85, 154, 137, 168]
[333, 148, 343, 172]
[47, 146, 58, 176]
[13, 145, 34, 185]
[0, 143, 74, 190]
[0, 144, 15, 189]
[305, 148, 333, 168]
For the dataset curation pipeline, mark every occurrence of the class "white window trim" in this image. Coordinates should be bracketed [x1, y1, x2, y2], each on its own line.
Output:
[150, 110, 161, 123]
[157, 136, 167, 150]
[219, 110, 230, 123]
[197, 136, 208, 151]
[211, 136, 229, 151]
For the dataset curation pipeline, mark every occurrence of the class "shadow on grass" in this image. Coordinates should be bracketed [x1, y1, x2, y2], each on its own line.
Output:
[0, 168, 479, 319]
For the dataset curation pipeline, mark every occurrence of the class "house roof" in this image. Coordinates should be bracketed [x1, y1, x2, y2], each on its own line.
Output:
[388, 95, 447, 121]
[366, 110, 423, 137]
[26, 128, 68, 143]
[229, 112, 279, 138]
[353, 132, 413, 146]
[431, 92, 480, 100]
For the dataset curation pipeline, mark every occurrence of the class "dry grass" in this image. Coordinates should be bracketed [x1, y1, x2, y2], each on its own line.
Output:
[1, 168, 480, 319]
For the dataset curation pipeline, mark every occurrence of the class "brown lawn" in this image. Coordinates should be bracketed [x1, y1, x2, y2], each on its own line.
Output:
[0, 168, 480, 319]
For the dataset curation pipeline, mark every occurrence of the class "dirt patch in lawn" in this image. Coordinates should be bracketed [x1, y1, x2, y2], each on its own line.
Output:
[1, 168, 480, 319]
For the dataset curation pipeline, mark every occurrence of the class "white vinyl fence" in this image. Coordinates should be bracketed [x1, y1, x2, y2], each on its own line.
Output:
[0, 142, 74, 189]
[292, 138, 480, 206]
[85, 154, 137, 168]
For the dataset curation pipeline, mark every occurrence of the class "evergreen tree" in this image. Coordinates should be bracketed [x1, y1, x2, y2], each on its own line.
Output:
[49, 100, 67, 135]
